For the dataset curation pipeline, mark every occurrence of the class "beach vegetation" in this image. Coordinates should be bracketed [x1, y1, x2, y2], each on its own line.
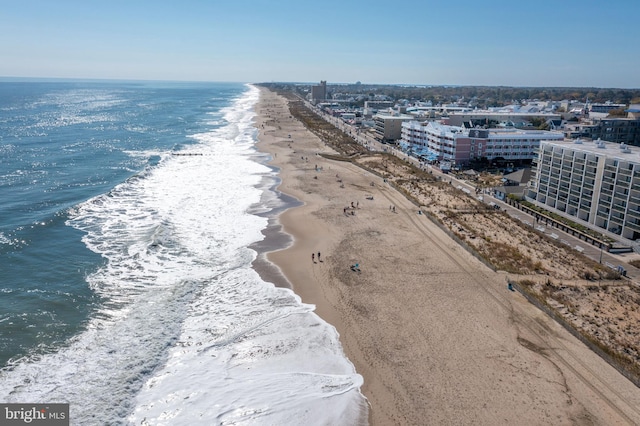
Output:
[628, 259, 640, 269]
[514, 277, 640, 386]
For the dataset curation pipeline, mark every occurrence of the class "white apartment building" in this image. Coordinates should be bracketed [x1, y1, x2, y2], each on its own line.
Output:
[401, 121, 468, 163]
[526, 139, 640, 242]
[401, 121, 564, 165]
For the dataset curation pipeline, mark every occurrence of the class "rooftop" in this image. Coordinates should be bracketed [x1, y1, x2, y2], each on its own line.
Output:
[449, 110, 560, 117]
[485, 128, 564, 138]
[412, 121, 564, 139]
[543, 139, 640, 163]
[375, 113, 414, 120]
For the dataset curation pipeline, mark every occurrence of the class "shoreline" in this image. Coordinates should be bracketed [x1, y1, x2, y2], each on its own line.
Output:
[251, 87, 640, 425]
[249, 169, 300, 290]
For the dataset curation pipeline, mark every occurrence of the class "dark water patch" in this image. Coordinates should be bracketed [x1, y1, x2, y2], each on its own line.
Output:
[0, 213, 101, 367]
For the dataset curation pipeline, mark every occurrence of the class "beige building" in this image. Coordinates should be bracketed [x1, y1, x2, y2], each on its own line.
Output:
[373, 113, 414, 142]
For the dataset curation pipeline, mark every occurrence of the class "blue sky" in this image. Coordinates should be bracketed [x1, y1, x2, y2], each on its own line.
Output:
[1, 0, 638, 88]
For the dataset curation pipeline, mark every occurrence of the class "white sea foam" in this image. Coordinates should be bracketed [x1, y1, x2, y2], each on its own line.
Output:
[0, 85, 367, 425]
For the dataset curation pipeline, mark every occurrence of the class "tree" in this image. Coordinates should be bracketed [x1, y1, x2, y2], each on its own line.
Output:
[607, 108, 627, 117]
[529, 117, 546, 128]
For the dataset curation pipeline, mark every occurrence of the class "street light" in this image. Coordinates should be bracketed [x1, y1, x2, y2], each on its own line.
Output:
[599, 244, 603, 264]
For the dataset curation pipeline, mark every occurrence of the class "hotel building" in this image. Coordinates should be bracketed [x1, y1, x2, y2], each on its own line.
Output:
[400, 121, 563, 165]
[526, 139, 640, 242]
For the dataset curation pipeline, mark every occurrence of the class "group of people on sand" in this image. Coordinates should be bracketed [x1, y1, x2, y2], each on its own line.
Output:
[343, 201, 360, 216]
[311, 251, 322, 263]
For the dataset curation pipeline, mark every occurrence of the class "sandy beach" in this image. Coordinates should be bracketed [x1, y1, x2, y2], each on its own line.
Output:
[253, 87, 640, 425]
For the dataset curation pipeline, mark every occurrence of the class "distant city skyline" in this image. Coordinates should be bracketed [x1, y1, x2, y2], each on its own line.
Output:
[2, 0, 639, 88]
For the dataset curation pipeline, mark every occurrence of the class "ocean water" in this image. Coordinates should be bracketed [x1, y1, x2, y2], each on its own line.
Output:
[0, 80, 367, 424]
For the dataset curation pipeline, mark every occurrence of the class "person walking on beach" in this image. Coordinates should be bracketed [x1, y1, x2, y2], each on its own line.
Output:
[317, 251, 321, 262]
[312, 253, 315, 263]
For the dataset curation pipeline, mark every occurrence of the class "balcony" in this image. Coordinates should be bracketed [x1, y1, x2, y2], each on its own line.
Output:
[537, 167, 551, 176]
[580, 203, 592, 211]
[626, 221, 640, 231]
[612, 204, 626, 214]
[616, 177, 632, 186]
[614, 189, 629, 199]
[627, 209, 640, 219]
[610, 214, 624, 223]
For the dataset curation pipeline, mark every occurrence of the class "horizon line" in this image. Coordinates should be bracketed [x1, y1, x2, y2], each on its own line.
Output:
[1, 76, 638, 90]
